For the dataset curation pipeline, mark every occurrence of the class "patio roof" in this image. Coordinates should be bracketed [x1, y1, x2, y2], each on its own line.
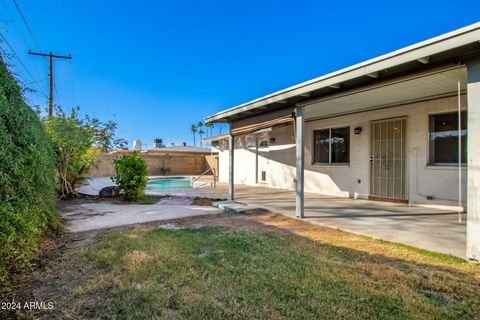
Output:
[205, 22, 480, 124]
[203, 133, 229, 143]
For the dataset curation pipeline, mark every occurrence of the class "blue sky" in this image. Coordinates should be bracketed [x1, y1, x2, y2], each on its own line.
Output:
[1, 1, 479, 148]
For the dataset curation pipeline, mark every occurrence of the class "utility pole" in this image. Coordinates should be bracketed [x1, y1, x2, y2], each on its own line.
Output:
[28, 50, 72, 117]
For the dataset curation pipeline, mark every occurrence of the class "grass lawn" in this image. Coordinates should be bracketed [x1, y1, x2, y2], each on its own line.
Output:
[5, 213, 480, 319]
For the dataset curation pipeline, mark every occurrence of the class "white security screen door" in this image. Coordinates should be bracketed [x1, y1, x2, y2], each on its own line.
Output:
[370, 118, 407, 200]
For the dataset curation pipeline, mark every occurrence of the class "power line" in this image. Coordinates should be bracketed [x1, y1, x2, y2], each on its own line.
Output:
[54, 81, 60, 104]
[1, 0, 46, 82]
[0, 31, 48, 96]
[1, 58, 48, 99]
[25, 77, 48, 86]
[11, 0, 42, 51]
[5, 0, 76, 110]
[61, 0, 77, 106]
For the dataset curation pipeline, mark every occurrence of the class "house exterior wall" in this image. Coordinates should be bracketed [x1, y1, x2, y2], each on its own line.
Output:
[218, 95, 467, 207]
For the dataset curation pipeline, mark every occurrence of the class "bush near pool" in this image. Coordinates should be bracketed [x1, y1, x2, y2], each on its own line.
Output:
[112, 154, 148, 201]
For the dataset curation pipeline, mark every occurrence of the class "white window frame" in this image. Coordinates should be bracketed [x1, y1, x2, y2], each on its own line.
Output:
[427, 110, 467, 167]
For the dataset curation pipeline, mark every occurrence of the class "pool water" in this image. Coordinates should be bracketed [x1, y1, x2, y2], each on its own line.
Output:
[147, 177, 193, 189]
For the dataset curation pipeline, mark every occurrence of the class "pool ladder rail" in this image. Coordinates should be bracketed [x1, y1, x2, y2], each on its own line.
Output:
[191, 168, 217, 188]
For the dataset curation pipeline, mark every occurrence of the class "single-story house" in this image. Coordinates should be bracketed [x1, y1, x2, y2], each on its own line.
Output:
[204, 22, 480, 261]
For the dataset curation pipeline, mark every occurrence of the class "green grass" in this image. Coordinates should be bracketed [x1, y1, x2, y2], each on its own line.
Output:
[61, 225, 480, 319]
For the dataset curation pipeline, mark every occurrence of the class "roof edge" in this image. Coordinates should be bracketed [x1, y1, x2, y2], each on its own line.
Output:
[205, 21, 480, 123]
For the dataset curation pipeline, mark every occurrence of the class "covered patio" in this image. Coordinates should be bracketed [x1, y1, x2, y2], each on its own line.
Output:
[205, 24, 480, 260]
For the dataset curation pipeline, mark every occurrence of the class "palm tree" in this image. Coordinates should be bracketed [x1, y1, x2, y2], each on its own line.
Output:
[205, 122, 213, 138]
[191, 124, 197, 146]
[198, 129, 205, 147]
[197, 121, 204, 147]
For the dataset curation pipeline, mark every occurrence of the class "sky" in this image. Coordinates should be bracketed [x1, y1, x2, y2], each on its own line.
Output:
[1, 0, 479, 149]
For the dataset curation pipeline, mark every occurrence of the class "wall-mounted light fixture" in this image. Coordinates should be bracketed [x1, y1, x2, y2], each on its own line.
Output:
[354, 127, 362, 135]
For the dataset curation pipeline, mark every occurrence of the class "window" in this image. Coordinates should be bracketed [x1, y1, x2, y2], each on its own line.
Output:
[313, 127, 350, 164]
[429, 111, 467, 165]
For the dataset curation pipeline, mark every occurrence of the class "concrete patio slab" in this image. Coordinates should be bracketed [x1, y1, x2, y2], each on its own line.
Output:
[61, 201, 223, 233]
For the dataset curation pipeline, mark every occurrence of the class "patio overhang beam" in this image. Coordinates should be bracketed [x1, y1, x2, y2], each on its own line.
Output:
[230, 115, 293, 136]
[229, 107, 294, 136]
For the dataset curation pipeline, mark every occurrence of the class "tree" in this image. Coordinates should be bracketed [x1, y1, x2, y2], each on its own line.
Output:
[205, 122, 213, 138]
[191, 124, 197, 146]
[44, 106, 126, 197]
[198, 129, 205, 147]
[197, 121, 204, 147]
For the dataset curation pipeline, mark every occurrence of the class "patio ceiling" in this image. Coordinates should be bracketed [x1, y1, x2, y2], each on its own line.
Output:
[302, 66, 467, 120]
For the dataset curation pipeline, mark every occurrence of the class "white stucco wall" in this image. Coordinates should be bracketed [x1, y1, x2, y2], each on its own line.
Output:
[218, 95, 467, 207]
[214, 147, 230, 183]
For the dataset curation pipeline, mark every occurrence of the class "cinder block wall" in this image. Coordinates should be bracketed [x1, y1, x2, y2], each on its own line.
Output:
[89, 153, 207, 177]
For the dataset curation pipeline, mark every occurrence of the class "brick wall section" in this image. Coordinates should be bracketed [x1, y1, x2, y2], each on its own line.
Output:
[89, 153, 208, 177]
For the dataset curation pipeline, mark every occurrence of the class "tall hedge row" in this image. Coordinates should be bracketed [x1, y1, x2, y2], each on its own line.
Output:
[0, 58, 58, 286]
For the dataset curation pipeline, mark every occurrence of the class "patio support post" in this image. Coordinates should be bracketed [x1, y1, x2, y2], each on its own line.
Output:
[466, 58, 480, 261]
[295, 105, 305, 218]
[229, 133, 235, 200]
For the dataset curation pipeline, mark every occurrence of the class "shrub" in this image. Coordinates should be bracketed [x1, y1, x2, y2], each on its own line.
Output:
[112, 155, 148, 201]
[0, 58, 58, 286]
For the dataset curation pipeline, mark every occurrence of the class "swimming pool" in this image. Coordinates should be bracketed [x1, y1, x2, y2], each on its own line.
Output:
[147, 177, 193, 189]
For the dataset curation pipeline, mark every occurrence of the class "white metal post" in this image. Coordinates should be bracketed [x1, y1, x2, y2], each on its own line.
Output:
[229, 134, 235, 200]
[466, 59, 480, 261]
[295, 106, 305, 218]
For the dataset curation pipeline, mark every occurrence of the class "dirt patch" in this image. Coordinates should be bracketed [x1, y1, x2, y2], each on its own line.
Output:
[0, 227, 102, 318]
[56, 194, 169, 208]
[190, 197, 225, 206]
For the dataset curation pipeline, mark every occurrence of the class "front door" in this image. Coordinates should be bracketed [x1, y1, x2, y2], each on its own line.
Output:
[370, 118, 407, 201]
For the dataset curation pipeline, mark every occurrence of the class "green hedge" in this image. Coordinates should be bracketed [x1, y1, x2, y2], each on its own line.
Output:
[0, 58, 58, 286]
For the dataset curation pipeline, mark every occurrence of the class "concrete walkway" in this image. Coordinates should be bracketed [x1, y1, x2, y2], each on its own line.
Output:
[80, 177, 466, 257]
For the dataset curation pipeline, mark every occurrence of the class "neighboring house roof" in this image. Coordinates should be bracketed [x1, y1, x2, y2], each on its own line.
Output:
[151, 145, 213, 153]
[205, 22, 480, 123]
[110, 145, 213, 154]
